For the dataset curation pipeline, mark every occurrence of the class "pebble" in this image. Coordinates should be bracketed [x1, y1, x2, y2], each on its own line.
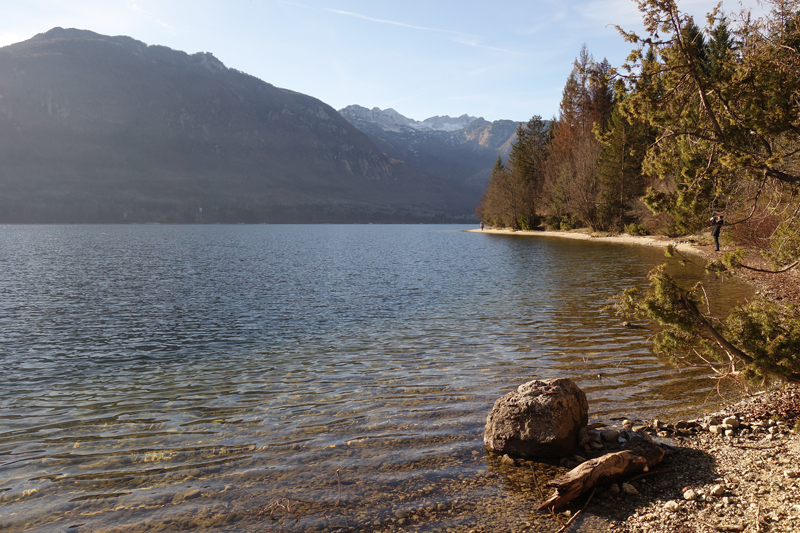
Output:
[621, 482, 639, 496]
[664, 500, 684, 512]
[722, 416, 740, 429]
[683, 489, 698, 501]
[178, 489, 201, 501]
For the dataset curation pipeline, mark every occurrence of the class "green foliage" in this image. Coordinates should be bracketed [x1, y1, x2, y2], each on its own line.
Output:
[726, 300, 800, 382]
[595, 85, 653, 231]
[618, 0, 800, 240]
[624, 222, 648, 236]
[606, 1, 800, 385]
[477, 116, 551, 230]
[559, 216, 581, 231]
[613, 263, 800, 384]
[704, 249, 747, 273]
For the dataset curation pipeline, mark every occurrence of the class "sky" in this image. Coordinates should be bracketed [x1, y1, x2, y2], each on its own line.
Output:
[1, 0, 768, 123]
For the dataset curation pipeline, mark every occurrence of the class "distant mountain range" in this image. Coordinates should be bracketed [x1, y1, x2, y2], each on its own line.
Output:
[339, 105, 519, 192]
[0, 28, 518, 223]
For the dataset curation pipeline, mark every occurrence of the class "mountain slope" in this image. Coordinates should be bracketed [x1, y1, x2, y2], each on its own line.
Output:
[0, 28, 476, 223]
[339, 105, 519, 192]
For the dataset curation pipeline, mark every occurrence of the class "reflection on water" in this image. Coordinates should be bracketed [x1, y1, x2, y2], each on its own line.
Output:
[0, 225, 752, 531]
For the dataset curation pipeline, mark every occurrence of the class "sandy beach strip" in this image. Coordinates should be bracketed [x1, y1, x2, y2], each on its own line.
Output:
[466, 227, 712, 257]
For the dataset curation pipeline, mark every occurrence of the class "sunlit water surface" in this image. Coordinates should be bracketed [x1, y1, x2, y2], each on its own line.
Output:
[0, 225, 752, 532]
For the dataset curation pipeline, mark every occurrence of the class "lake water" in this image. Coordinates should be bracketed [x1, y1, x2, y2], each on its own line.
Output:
[0, 225, 752, 532]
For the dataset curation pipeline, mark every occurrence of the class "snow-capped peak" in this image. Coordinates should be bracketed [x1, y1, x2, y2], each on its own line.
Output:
[339, 105, 478, 133]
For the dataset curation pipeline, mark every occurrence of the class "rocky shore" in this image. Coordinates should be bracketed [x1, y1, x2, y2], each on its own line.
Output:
[599, 386, 800, 533]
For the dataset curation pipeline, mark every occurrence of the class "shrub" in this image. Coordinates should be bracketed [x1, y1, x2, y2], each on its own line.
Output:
[624, 222, 648, 236]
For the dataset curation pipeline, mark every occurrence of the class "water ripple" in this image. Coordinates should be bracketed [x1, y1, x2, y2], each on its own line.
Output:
[0, 225, 753, 532]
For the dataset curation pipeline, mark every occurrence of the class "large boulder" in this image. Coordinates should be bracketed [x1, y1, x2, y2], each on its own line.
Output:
[484, 378, 588, 458]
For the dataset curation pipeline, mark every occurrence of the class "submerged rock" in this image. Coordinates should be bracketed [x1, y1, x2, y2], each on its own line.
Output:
[483, 378, 588, 458]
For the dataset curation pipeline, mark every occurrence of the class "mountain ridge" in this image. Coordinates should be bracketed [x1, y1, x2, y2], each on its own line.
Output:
[0, 28, 477, 223]
[338, 105, 520, 192]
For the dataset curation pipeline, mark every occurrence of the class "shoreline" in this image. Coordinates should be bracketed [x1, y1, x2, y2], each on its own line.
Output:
[467, 227, 710, 256]
[470, 226, 800, 532]
[469, 226, 800, 303]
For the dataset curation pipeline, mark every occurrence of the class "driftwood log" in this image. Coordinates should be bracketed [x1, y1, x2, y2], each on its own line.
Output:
[538, 435, 665, 510]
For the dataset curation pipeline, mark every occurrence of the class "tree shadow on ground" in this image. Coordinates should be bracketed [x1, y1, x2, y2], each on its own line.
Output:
[487, 438, 717, 532]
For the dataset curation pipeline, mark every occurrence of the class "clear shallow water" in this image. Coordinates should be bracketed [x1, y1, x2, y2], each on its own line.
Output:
[0, 225, 752, 532]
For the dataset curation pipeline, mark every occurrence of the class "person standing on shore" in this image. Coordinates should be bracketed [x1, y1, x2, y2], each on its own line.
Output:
[711, 216, 724, 251]
[480, 221, 484, 231]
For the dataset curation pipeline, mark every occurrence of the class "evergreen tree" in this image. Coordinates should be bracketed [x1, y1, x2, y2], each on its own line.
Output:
[613, 0, 800, 385]
[596, 82, 653, 231]
[476, 117, 550, 230]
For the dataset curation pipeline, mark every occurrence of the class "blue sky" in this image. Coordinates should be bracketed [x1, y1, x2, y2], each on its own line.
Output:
[1, 0, 765, 122]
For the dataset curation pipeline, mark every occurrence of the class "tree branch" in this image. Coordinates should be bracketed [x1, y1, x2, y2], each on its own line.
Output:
[679, 291, 800, 384]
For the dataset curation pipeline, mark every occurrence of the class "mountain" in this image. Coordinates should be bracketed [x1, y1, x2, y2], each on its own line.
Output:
[339, 105, 520, 192]
[0, 28, 477, 223]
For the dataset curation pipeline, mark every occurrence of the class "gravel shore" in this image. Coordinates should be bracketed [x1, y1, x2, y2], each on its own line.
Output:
[601, 386, 800, 533]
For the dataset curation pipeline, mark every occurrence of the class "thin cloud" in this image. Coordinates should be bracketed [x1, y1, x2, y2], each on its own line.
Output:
[323, 7, 481, 43]
[126, 0, 173, 31]
[274, 0, 521, 54]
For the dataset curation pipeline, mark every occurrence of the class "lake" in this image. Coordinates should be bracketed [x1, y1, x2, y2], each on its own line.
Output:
[0, 224, 752, 532]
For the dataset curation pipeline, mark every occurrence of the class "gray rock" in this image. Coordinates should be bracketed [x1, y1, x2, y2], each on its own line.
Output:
[483, 378, 588, 458]
[711, 484, 725, 496]
[600, 429, 620, 442]
[683, 489, 699, 501]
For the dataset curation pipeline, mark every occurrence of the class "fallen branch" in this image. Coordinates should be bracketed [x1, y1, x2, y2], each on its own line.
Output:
[538, 436, 665, 510]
